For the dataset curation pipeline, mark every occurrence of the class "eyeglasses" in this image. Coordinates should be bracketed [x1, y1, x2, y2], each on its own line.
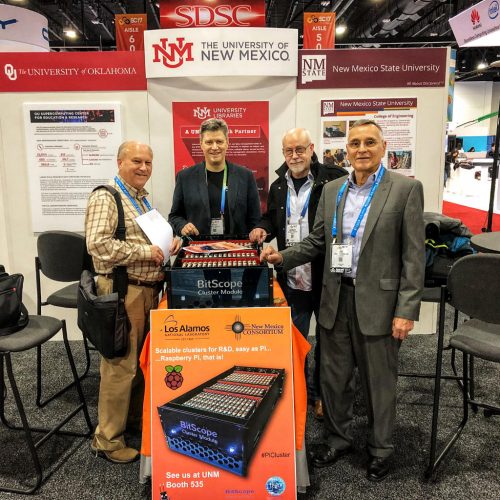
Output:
[347, 139, 380, 149]
[283, 143, 311, 157]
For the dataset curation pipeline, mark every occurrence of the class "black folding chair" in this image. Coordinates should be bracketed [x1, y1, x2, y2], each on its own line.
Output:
[35, 231, 92, 407]
[426, 254, 500, 480]
[0, 314, 93, 494]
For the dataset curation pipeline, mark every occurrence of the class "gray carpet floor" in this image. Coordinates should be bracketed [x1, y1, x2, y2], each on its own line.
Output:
[0, 307, 499, 499]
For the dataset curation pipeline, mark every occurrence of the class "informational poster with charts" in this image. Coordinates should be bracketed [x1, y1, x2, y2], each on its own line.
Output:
[320, 98, 417, 177]
[23, 102, 122, 232]
[172, 101, 269, 213]
[150, 307, 295, 500]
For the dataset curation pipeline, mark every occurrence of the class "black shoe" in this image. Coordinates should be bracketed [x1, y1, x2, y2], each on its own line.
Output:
[367, 455, 391, 482]
[312, 446, 352, 468]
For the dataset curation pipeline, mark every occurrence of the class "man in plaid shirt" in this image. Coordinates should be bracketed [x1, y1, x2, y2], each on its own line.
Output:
[86, 140, 177, 464]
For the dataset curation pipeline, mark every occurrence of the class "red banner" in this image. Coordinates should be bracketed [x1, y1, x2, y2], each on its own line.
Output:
[172, 101, 269, 213]
[298, 48, 447, 89]
[115, 13, 147, 51]
[0, 51, 146, 92]
[159, 0, 265, 28]
[303, 12, 335, 49]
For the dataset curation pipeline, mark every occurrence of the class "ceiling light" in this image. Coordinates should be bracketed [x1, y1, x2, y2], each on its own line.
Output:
[336, 25, 347, 35]
[63, 29, 77, 39]
[477, 62, 488, 70]
[382, 18, 391, 24]
[429, 32, 438, 37]
[320, 1, 330, 6]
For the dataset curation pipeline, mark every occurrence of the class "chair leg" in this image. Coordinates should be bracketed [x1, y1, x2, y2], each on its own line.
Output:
[0, 353, 43, 495]
[36, 330, 92, 408]
[426, 345, 470, 480]
[60, 320, 93, 433]
[425, 286, 447, 480]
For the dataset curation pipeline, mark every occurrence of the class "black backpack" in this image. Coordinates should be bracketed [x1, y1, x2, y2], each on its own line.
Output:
[0, 265, 29, 335]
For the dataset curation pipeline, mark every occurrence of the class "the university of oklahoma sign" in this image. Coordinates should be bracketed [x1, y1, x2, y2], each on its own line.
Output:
[144, 27, 297, 78]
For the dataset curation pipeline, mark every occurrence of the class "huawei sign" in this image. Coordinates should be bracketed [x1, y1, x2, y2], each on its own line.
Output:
[471, 8, 481, 25]
[159, 1, 265, 28]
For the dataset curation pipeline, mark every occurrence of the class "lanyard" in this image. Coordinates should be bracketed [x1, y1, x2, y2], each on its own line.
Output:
[332, 167, 385, 240]
[220, 164, 228, 216]
[114, 176, 152, 215]
[286, 183, 312, 221]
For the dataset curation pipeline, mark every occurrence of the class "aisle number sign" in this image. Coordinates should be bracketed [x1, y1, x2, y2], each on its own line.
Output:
[303, 12, 335, 49]
[115, 13, 147, 51]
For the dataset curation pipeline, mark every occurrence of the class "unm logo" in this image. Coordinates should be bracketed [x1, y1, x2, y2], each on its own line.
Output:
[152, 37, 194, 69]
[193, 106, 211, 119]
[4, 63, 17, 81]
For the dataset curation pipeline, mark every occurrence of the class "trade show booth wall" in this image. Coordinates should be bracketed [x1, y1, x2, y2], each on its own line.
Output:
[0, 44, 452, 338]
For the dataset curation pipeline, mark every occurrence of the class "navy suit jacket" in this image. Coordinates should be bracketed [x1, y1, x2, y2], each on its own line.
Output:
[168, 161, 261, 236]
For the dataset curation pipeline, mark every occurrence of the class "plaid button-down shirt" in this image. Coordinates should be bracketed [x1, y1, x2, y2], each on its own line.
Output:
[85, 176, 163, 282]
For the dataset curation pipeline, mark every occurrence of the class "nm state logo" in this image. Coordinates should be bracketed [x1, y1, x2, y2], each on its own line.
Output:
[152, 37, 194, 69]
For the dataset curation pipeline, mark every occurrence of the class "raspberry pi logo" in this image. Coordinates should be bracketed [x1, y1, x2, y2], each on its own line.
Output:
[165, 365, 184, 390]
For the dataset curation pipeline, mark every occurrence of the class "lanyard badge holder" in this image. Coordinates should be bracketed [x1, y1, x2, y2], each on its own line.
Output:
[330, 168, 385, 274]
[285, 185, 312, 247]
[210, 166, 227, 235]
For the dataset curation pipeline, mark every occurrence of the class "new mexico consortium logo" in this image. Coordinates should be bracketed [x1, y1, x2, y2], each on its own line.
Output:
[152, 37, 194, 69]
[301, 54, 326, 84]
[225, 315, 285, 341]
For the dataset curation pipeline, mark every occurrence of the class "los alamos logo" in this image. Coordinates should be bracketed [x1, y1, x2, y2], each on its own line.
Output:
[152, 37, 194, 68]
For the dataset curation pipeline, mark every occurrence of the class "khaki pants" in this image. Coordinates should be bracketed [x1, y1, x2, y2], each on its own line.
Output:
[92, 276, 158, 452]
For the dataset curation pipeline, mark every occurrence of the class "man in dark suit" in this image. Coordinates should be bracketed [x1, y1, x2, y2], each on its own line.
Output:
[249, 128, 347, 419]
[168, 118, 261, 237]
[261, 119, 425, 482]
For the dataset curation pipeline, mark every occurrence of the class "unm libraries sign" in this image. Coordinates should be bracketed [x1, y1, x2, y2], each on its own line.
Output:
[144, 27, 297, 78]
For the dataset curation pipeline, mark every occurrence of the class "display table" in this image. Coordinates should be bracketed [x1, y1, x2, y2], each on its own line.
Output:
[470, 231, 500, 253]
[139, 280, 311, 492]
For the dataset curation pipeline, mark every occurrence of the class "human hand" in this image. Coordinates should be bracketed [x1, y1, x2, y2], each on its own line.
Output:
[181, 223, 199, 236]
[260, 245, 283, 265]
[249, 228, 267, 244]
[151, 245, 165, 266]
[392, 317, 414, 341]
[169, 237, 182, 256]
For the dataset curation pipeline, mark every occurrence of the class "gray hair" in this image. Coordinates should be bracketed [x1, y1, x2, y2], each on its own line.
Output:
[117, 141, 153, 160]
[200, 118, 228, 139]
[349, 119, 384, 137]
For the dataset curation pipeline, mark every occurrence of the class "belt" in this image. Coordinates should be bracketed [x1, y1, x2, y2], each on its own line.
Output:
[100, 274, 163, 289]
[341, 276, 356, 287]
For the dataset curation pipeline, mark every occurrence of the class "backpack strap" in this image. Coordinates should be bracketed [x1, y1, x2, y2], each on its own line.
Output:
[91, 185, 128, 300]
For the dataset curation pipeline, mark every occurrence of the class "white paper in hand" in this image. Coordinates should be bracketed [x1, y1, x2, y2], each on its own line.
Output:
[135, 209, 174, 261]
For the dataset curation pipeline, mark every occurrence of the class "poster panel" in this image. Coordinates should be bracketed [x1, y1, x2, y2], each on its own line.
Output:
[115, 13, 147, 51]
[172, 101, 269, 213]
[159, 0, 266, 28]
[150, 307, 296, 500]
[320, 98, 417, 177]
[23, 102, 122, 232]
[303, 12, 335, 49]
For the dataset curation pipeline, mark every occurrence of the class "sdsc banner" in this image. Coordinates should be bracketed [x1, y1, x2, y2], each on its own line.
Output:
[150, 307, 295, 500]
[172, 101, 269, 213]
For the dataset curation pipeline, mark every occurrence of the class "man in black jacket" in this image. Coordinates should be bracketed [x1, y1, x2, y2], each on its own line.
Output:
[250, 128, 347, 418]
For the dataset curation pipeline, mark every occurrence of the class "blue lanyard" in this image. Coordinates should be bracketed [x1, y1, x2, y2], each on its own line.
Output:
[220, 165, 228, 216]
[332, 167, 385, 240]
[115, 176, 152, 215]
[286, 183, 312, 221]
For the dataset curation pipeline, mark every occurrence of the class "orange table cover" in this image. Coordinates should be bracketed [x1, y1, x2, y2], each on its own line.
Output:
[140, 279, 310, 456]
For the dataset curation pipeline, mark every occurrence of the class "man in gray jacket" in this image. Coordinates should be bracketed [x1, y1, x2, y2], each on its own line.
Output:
[261, 119, 425, 482]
